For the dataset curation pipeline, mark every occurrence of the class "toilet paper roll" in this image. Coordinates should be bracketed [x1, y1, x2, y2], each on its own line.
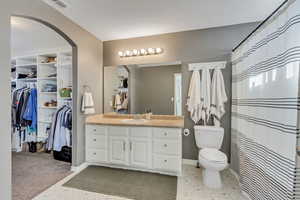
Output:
[183, 128, 190, 136]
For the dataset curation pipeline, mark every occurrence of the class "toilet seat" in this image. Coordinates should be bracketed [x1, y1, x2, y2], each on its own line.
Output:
[199, 148, 227, 164]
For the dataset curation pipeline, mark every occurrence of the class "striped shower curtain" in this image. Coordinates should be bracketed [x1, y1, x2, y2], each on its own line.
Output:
[231, 0, 300, 199]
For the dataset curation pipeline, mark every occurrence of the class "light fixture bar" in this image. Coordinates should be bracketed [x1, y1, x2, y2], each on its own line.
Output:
[118, 48, 163, 58]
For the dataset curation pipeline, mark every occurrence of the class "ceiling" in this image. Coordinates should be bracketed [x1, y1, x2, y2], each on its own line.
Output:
[11, 17, 69, 57]
[43, 0, 284, 41]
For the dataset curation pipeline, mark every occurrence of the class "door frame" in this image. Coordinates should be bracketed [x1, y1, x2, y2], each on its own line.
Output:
[174, 73, 182, 116]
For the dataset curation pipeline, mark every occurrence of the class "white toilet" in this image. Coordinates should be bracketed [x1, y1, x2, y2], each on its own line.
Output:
[194, 126, 228, 189]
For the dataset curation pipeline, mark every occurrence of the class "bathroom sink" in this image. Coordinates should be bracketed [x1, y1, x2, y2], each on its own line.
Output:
[121, 119, 148, 124]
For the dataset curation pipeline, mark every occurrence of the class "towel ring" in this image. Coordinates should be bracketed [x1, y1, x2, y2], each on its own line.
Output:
[83, 85, 92, 92]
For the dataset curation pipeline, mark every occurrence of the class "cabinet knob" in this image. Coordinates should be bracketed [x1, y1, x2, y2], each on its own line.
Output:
[93, 129, 97, 132]
[93, 139, 97, 142]
[164, 132, 167, 136]
[164, 144, 168, 147]
[93, 152, 96, 155]
[164, 160, 167, 162]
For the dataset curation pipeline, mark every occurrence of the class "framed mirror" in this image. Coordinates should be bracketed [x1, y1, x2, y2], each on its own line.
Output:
[104, 62, 182, 116]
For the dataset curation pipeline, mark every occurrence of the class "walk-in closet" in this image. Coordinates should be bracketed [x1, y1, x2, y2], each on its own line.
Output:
[11, 17, 73, 200]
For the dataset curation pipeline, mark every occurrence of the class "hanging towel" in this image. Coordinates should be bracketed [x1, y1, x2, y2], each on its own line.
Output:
[114, 94, 123, 111]
[187, 70, 202, 123]
[81, 92, 95, 115]
[200, 68, 211, 124]
[210, 69, 227, 127]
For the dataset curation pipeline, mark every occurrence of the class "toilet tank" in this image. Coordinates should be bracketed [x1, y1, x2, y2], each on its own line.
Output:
[194, 126, 224, 149]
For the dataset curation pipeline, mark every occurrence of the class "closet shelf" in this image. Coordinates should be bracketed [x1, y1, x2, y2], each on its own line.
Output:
[15, 64, 37, 68]
[39, 62, 57, 65]
[38, 120, 52, 124]
[40, 92, 57, 95]
[38, 77, 57, 80]
[39, 106, 57, 109]
[17, 78, 37, 82]
[60, 63, 72, 68]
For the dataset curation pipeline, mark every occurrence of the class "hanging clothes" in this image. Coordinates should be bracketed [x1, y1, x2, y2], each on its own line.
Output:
[11, 87, 38, 151]
[47, 105, 72, 152]
[187, 70, 202, 124]
[23, 88, 37, 131]
[210, 69, 227, 127]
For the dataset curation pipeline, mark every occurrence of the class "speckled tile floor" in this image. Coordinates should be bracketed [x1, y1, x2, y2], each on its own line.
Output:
[33, 165, 247, 200]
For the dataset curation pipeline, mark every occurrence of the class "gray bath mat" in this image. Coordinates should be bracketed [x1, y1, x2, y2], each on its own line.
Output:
[63, 166, 177, 200]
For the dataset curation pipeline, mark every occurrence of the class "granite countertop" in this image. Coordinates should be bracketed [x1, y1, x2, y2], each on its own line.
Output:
[86, 113, 184, 128]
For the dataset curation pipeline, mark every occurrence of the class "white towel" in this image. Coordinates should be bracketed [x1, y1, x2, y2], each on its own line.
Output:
[81, 92, 95, 115]
[200, 68, 211, 124]
[114, 94, 123, 111]
[210, 69, 227, 127]
[187, 71, 202, 123]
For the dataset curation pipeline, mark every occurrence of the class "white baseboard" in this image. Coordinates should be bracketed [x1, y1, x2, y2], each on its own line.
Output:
[182, 159, 198, 166]
[71, 162, 89, 173]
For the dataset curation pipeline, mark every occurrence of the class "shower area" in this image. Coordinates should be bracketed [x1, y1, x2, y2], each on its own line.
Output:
[231, 0, 300, 199]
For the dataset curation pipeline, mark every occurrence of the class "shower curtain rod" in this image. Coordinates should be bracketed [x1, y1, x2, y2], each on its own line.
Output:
[232, 0, 289, 52]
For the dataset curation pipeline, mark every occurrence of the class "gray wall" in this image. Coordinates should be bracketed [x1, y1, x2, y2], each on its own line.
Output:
[103, 23, 258, 160]
[1, 1, 103, 199]
[133, 65, 181, 115]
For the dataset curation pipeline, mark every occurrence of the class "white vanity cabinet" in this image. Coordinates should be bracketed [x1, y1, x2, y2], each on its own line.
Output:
[85, 125, 182, 176]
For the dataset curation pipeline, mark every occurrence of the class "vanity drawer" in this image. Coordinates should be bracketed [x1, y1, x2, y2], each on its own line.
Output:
[108, 126, 129, 137]
[86, 125, 106, 135]
[153, 155, 181, 172]
[86, 149, 108, 163]
[153, 140, 180, 155]
[86, 134, 107, 149]
[153, 128, 181, 140]
[130, 127, 151, 138]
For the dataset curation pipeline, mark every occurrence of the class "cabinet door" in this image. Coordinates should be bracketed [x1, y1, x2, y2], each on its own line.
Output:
[130, 138, 150, 168]
[109, 136, 129, 165]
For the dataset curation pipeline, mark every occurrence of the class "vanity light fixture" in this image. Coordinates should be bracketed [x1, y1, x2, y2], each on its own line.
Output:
[132, 49, 139, 56]
[140, 48, 147, 56]
[118, 48, 163, 58]
[148, 48, 155, 55]
[155, 47, 163, 54]
[118, 51, 124, 57]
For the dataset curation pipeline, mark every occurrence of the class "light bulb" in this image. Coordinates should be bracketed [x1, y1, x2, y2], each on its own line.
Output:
[125, 50, 132, 57]
[148, 48, 155, 54]
[155, 48, 163, 54]
[132, 49, 139, 56]
[140, 49, 147, 55]
[118, 51, 124, 57]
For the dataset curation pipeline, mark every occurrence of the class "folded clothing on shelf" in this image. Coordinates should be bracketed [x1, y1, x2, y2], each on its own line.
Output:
[41, 83, 57, 92]
[44, 100, 57, 107]
[17, 69, 37, 79]
[47, 73, 57, 78]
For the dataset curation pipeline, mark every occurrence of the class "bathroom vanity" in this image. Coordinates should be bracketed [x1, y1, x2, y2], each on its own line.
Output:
[85, 114, 184, 176]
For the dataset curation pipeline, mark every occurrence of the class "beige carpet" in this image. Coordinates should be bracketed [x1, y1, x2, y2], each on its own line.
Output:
[64, 166, 177, 200]
[12, 152, 72, 200]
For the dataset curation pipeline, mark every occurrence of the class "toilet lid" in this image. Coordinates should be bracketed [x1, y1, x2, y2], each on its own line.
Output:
[199, 148, 227, 163]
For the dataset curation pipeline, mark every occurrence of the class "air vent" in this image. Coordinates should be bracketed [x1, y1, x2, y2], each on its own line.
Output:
[50, 0, 68, 8]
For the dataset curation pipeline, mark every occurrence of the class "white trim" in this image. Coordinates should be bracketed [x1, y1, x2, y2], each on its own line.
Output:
[188, 61, 226, 71]
[71, 162, 89, 173]
[182, 159, 198, 166]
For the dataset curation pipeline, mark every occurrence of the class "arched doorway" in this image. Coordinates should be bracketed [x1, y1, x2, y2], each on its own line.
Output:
[10, 15, 78, 200]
